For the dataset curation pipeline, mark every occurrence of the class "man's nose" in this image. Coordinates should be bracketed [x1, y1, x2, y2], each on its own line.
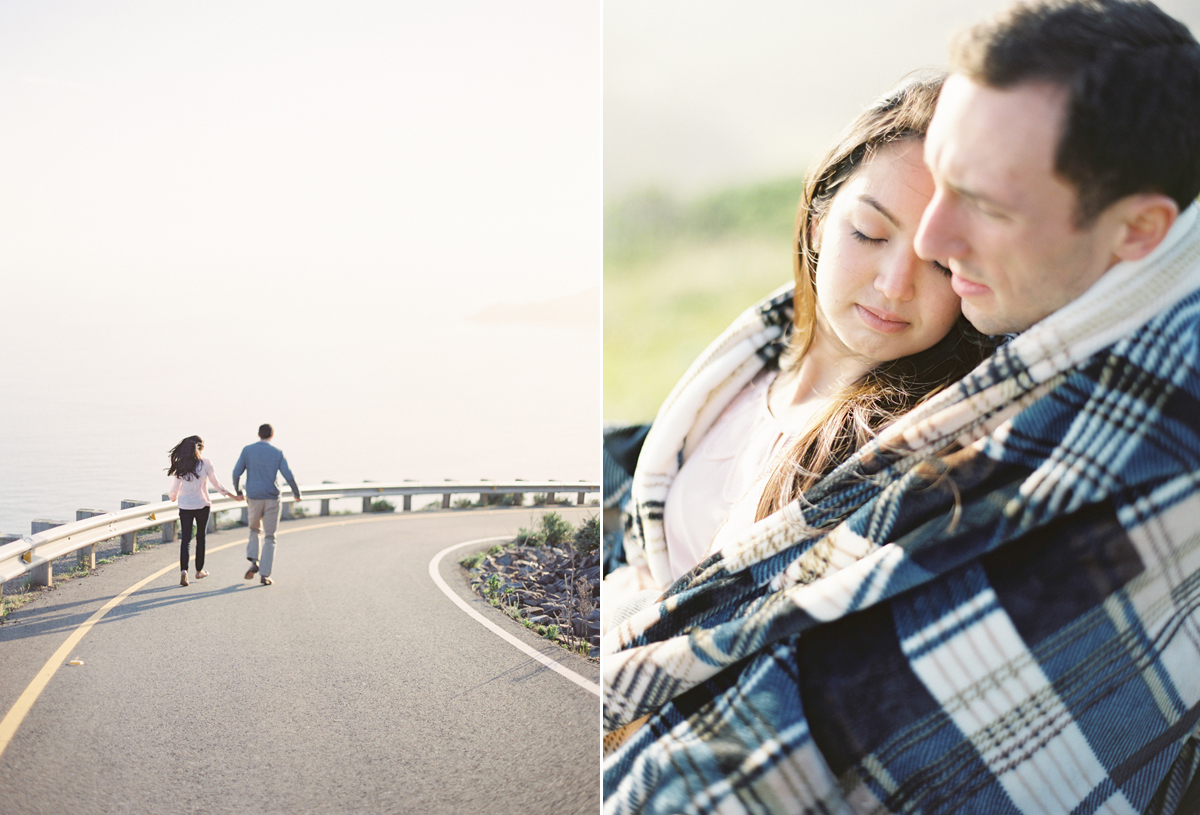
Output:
[915, 188, 959, 264]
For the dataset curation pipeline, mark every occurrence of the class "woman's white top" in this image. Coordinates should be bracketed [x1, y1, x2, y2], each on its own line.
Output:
[169, 459, 230, 510]
[662, 369, 797, 582]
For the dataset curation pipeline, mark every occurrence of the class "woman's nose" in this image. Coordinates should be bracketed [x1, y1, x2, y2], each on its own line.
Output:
[875, 254, 917, 301]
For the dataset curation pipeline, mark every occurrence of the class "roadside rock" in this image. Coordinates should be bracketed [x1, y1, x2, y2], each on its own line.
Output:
[464, 541, 600, 662]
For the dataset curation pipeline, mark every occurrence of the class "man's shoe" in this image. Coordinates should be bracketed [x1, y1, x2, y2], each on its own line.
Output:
[180, 571, 189, 587]
[260, 576, 273, 586]
[195, 570, 209, 580]
[244, 563, 259, 580]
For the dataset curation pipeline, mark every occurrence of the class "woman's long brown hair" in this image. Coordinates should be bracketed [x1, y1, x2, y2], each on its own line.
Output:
[755, 69, 998, 521]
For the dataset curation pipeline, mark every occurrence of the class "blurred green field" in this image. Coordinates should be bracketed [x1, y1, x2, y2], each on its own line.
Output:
[604, 178, 805, 423]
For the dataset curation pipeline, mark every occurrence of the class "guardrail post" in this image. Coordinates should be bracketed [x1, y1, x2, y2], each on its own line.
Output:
[362, 497, 372, 514]
[0, 534, 20, 603]
[206, 509, 216, 534]
[120, 500, 148, 553]
[30, 519, 64, 587]
[546, 492, 556, 505]
[403, 495, 412, 511]
[320, 499, 330, 517]
[442, 493, 451, 509]
[281, 502, 292, 521]
[240, 507, 248, 525]
[161, 495, 177, 542]
[576, 491, 585, 505]
[76, 509, 105, 569]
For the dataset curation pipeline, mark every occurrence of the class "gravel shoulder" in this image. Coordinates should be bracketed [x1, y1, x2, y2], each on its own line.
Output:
[462, 539, 602, 660]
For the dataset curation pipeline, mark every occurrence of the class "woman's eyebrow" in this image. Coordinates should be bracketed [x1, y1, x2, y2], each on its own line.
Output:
[857, 194, 899, 226]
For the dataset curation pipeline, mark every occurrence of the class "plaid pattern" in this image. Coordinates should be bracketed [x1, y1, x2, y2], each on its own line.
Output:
[621, 282, 794, 590]
[604, 423, 652, 576]
[603, 207, 1200, 814]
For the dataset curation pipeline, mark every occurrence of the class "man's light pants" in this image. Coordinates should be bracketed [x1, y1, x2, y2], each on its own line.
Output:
[246, 497, 280, 578]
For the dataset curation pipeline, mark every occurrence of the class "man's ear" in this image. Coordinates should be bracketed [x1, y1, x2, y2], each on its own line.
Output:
[1112, 193, 1179, 263]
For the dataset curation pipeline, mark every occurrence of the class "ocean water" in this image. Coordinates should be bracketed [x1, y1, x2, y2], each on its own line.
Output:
[0, 311, 600, 535]
[0, 2, 602, 537]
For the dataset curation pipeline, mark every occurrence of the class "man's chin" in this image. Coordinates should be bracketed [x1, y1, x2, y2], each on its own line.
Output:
[962, 301, 1014, 337]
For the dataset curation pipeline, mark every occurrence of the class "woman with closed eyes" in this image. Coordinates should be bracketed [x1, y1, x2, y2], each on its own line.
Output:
[604, 69, 1000, 634]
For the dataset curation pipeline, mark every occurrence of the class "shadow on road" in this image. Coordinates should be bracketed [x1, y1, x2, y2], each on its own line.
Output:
[0, 581, 254, 642]
[444, 652, 586, 702]
[111, 582, 249, 618]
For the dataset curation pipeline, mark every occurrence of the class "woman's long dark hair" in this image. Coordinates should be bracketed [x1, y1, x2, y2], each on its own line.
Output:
[755, 69, 1001, 521]
[167, 435, 204, 480]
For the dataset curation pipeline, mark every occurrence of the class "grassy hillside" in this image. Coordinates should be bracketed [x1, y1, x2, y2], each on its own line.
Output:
[604, 177, 803, 423]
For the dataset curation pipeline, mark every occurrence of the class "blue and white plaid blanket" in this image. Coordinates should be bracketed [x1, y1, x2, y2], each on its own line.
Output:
[604, 206, 1200, 814]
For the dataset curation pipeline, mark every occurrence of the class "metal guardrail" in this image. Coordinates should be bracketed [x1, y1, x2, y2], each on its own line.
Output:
[0, 480, 598, 596]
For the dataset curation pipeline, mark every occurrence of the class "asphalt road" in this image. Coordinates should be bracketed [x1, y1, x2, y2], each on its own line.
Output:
[0, 506, 600, 815]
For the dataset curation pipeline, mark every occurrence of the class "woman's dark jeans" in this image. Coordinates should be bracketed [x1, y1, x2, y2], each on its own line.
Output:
[179, 506, 211, 573]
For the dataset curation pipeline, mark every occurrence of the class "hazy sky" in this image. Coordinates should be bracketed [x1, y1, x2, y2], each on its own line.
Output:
[606, 0, 1200, 200]
[0, 1, 601, 530]
[2, 1, 600, 318]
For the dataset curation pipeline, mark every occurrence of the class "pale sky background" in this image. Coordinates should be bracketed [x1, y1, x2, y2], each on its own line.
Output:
[0, 1, 601, 531]
[606, 0, 1200, 200]
[3, 1, 601, 313]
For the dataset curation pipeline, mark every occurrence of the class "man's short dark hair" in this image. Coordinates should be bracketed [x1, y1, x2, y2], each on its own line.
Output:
[951, 0, 1200, 224]
[259, 423, 273, 440]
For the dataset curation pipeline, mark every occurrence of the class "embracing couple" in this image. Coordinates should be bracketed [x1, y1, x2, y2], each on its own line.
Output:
[603, 0, 1200, 812]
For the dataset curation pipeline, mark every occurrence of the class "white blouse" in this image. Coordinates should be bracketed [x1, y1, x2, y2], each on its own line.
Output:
[662, 370, 797, 582]
[169, 459, 231, 510]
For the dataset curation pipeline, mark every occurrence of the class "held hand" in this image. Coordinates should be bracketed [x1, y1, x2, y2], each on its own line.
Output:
[236, 493, 245, 501]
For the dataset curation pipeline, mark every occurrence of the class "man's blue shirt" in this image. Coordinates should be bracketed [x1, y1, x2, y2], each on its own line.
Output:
[232, 440, 300, 500]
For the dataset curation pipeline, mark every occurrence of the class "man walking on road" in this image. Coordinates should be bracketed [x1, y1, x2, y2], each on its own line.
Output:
[233, 423, 300, 586]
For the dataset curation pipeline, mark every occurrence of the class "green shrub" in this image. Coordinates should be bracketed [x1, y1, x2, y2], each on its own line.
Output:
[573, 515, 600, 554]
[477, 492, 523, 507]
[539, 512, 574, 548]
[453, 498, 474, 509]
[515, 525, 544, 546]
[368, 498, 396, 513]
[460, 551, 486, 569]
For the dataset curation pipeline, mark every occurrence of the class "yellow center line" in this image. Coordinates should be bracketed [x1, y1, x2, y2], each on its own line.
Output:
[0, 512, 461, 759]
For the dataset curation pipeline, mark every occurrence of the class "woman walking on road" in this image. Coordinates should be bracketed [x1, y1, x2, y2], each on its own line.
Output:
[167, 435, 240, 586]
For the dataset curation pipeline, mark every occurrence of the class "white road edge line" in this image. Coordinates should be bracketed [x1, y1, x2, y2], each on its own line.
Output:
[429, 537, 600, 698]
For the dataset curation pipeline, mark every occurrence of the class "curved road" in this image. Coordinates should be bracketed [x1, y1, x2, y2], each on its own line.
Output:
[0, 507, 600, 814]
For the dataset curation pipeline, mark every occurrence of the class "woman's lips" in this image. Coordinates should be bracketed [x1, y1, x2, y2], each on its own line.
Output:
[951, 272, 992, 298]
[856, 304, 909, 333]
